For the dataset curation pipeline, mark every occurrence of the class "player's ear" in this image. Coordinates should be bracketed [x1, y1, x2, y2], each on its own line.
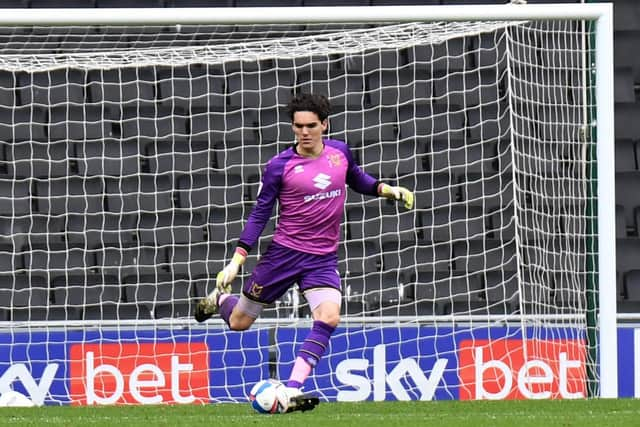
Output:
[321, 119, 328, 133]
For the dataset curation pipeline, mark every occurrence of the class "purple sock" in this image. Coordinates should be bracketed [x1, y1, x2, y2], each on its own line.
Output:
[219, 295, 239, 327]
[297, 320, 335, 368]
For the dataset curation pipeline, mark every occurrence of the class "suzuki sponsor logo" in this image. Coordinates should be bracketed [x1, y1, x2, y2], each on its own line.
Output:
[458, 339, 585, 400]
[335, 344, 447, 401]
[69, 342, 209, 405]
[312, 173, 331, 190]
[303, 188, 342, 203]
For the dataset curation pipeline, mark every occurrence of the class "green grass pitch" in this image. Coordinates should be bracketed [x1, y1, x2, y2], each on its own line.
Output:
[1, 399, 639, 427]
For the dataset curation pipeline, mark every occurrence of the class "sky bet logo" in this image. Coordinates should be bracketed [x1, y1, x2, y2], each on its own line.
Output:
[69, 342, 210, 405]
[458, 339, 585, 400]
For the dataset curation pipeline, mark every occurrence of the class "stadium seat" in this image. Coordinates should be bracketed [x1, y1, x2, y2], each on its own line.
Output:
[614, 30, 640, 83]
[367, 69, 432, 108]
[12, 306, 80, 321]
[361, 140, 425, 179]
[207, 207, 247, 245]
[0, 179, 32, 216]
[615, 103, 640, 140]
[191, 109, 258, 147]
[0, 106, 47, 142]
[228, 68, 295, 109]
[397, 172, 456, 210]
[51, 274, 120, 307]
[483, 269, 519, 314]
[6, 140, 73, 178]
[168, 242, 227, 278]
[296, 73, 365, 111]
[146, 139, 213, 175]
[615, 67, 636, 103]
[138, 211, 207, 246]
[468, 30, 507, 71]
[331, 108, 397, 147]
[35, 176, 104, 215]
[17, 69, 86, 106]
[453, 239, 517, 273]
[77, 139, 142, 177]
[23, 244, 97, 276]
[362, 271, 410, 310]
[406, 37, 470, 74]
[0, 273, 48, 309]
[176, 173, 244, 211]
[156, 64, 226, 111]
[83, 303, 153, 321]
[420, 205, 486, 242]
[338, 240, 380, 276]
[0, 71, 15, 108]
[20, 215, 66, 249]
[399, 102, 466, 141]
[615, 172, 640, 232]
[617, 238, 640, 279]
[615, 139, 637, 172]
[118, 107, 188, 142]
[49, 105, 114, 141]
[104, 175, 174, 214]
[617, 204, 628, 238]
[347, 205, 419, 246]
[382, 240, 451, 274]
[65, 213, 139, 248]
[95, 246, 170, 279]
[459, 172, 512, 213]
[553, 287, 586, 314]
[87, 67, 156, 106]
[433, 70, 504, 108]
[429, 139, 499, 176]
[0, 244, 22, 273]
[123, 273, 192, 305]
[466, 103, 510, 143]
[257, 108, 294, 145]
[405, 271, 455, 315]
[213, 141, 278, 178]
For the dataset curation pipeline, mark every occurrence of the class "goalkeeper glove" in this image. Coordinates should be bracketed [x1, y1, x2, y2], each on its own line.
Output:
[378, 183, 414, 210]
[216, 247, 247, 288]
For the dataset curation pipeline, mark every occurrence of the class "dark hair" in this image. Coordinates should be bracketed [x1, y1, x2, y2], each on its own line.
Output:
[287, 93, 331, 122]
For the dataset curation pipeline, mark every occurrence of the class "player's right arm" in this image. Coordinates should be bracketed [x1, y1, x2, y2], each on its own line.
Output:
[216, 156, 284, 287]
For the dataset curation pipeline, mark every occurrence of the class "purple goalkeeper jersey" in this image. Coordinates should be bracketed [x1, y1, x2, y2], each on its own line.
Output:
[237, 139, 379, 255]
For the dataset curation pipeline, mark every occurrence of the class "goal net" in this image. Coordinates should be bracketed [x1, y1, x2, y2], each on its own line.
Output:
[0, 5, 615, 405]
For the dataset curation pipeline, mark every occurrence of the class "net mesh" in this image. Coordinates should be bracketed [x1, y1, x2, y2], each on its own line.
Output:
[0, 17, 597, 403]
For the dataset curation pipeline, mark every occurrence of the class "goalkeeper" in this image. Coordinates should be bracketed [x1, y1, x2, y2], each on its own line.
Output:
[194, 92, 413, 412]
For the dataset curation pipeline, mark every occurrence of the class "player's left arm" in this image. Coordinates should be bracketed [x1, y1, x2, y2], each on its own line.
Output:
[340, 142, 414, 210]
[377, 182, 414, 210]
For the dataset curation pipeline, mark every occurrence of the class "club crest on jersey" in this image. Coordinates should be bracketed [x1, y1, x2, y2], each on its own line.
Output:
[249, 282, 264, 299]
[313, 173, 332, 190]
[327, 153, 342, 168]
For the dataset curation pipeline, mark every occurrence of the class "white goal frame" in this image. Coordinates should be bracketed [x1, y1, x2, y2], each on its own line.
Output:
[0, 3, 616, 398]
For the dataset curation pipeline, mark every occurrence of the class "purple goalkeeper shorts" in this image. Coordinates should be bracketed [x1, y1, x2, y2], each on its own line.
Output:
[242, 242, 341, 304]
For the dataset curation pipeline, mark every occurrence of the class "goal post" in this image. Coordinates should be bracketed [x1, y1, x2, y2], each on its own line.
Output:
[0, 3, 616, 404]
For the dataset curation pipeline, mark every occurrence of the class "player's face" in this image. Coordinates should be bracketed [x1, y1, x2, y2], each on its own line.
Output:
[292, 111, 328, 157]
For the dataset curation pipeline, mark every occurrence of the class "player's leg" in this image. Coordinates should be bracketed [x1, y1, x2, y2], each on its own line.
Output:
[194, 288, 259, 330]
[281, 288, 340, 413]
[195, 242, 300, 329]
[286, 289, 341, 388]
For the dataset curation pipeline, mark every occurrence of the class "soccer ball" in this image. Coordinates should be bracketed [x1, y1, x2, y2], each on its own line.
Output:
[249, 379, 285, 414]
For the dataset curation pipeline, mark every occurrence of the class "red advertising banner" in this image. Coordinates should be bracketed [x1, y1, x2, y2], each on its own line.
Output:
[458, 339, 586, 400]
[69, 342, 210, 405]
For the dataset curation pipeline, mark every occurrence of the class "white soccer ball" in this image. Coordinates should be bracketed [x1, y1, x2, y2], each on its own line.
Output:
[249, 379, 285, 414]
